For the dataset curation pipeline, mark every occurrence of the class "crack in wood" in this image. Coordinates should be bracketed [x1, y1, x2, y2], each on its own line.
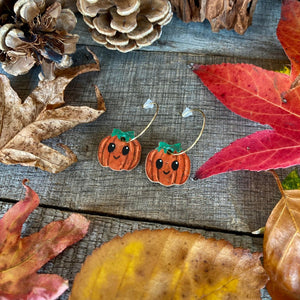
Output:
[0, 197, 263, 238]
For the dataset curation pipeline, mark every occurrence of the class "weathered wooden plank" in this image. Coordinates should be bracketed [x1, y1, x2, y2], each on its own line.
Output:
[0, 46, 289, 233]
[74, 0, 285, 60]
[0, 201, 268, 299]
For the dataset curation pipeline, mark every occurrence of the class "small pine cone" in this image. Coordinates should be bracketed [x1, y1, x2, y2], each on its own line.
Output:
[0, 0, 79, 76]
[77, 0, 173, 53]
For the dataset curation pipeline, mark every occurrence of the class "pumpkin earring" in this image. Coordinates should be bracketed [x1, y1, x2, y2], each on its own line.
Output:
[98, 99, 158, 171]
[145, 107, 206, 186]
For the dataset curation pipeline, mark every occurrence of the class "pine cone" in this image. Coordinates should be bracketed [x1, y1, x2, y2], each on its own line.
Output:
[77, 0, 173, 52]
[0, 0, 79, 76]
[46, 0, 78, 12]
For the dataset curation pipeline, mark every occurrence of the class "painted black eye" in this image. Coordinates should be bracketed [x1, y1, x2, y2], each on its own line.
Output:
[122, 145, 130, 155]
[108, 143, 115, 153]
[172, 160, 179, 171]
[156, 159, 163, 169]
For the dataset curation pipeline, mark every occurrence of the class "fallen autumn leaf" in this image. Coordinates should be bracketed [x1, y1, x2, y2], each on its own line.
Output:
[0, 50, 105, 173]
[0, 179, 90, 299]
[264, 171, 300, 300]
[70, 228, 268, 299]
[193, 0, 300, 179]
[276, 0, 300, 82]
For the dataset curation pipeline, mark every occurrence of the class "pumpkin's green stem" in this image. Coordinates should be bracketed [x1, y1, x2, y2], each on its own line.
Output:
[111, 129, 135, 142]
[156, 142, 182, 154]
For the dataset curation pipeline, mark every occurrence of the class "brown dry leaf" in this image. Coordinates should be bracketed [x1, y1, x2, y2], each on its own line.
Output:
[0, 51, 105, 173]
[263, 172, 300, 299]
[70, 228, 268, 299]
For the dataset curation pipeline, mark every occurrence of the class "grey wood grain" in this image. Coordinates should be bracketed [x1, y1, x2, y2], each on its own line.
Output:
[0, 2, 284, 297]
[74, 0, 285, 60]
[0, 201, 269, 299]
[0, 46, 289, 234]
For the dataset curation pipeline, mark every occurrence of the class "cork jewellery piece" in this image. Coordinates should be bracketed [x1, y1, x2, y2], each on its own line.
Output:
[98, 99, 158, 171]
[145, 108, 206, 186]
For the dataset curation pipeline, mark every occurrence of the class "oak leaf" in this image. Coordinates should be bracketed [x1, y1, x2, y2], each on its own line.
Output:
[0, 179, 90, 299]
[0, 51, 105, 173]
[263, 172, 300, 299]
[192, 0, 300, 179]
[70, 228, 268, 299]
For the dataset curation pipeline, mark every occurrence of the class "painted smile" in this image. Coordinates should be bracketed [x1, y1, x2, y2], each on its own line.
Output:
[163, 171, 170, 175]
[113, 155, 120, 159]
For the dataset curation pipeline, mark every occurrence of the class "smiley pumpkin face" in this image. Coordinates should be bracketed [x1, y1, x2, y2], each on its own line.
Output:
[145, 142, 191, 186]
[98, 129, 141, 171]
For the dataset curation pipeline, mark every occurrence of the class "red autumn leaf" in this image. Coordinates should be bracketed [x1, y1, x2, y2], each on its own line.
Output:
[192, 63, 294, 135]
[277, 0, 300, 81]
[193, 0, 300, 179]
[0, 180, 89, 299]
[196, 130, 300, 179]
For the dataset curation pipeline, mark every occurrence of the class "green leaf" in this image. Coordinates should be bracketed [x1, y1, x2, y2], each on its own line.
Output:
[282, 170, 300, 190]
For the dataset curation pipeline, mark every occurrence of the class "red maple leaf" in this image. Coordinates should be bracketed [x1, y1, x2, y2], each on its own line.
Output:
[0, 180, 89, 299]
[277, 0, 300, 82]
[193, 0, 300, 179]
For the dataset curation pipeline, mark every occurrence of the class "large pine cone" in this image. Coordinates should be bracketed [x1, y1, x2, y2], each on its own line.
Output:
[77, 0, 173, 52]
[0, 0, 79, 76]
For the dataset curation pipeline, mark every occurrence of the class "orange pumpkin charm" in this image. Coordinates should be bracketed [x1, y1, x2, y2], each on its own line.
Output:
[98, 129, 141, 171]
[145, 142, 191, 186]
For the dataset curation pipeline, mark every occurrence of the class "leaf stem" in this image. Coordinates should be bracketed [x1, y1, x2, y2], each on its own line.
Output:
[268, 170, 285, 196]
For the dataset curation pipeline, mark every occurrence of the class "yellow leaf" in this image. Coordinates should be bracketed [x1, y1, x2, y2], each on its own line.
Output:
[70, 229, 268, 299]
[276, 65, 291, 75]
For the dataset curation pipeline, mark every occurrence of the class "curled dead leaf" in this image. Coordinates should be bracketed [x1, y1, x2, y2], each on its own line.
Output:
[70, 228, 268, 299]
[0, 50, 105, 173]
[264, 171, 300, 299]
